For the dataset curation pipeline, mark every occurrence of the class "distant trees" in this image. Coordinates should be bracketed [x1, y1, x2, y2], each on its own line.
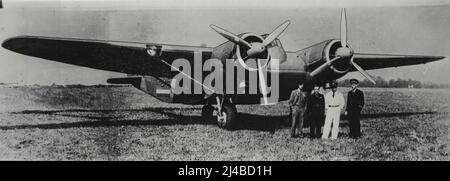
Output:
[338, 77, 450, 88]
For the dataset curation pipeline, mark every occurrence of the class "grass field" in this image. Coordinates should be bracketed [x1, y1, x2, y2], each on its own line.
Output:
[0, 85, 449, 160]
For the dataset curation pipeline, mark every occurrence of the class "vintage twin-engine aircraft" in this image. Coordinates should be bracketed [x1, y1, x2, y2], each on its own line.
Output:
[1, 8, 445, 129]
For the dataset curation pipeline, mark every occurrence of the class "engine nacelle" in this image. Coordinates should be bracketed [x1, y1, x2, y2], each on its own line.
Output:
[297, 39, 352, 83]
[234, 33, 287, 70]
[210, 33, 287, 71]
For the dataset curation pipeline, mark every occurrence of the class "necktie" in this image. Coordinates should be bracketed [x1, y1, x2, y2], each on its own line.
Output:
[333, 92, 335, 98]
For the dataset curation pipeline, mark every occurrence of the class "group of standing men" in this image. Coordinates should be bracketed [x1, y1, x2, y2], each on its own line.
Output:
[288, 79, 364, 139]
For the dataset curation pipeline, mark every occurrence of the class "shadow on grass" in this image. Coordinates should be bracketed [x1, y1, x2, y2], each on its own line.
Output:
[361, 111, 442, 118]
[3, 109, 446, 132]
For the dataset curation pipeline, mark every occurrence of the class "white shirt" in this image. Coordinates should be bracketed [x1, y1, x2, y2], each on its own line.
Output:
[325, 91, 345, 110]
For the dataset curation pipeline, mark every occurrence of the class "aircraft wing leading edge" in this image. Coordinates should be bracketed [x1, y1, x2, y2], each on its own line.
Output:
[1, 36, 213, 78]
[351, 53, 445, 71]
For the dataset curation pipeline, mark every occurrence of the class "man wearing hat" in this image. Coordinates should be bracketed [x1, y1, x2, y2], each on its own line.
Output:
[322, 81, 345, 139]
[288, 84, 308, 138]
[346, 79, 365, 139]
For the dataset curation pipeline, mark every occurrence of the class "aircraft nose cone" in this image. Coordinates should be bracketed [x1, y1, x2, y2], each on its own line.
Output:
[246, 43, 266, 57]
[335, 47, 353, 58]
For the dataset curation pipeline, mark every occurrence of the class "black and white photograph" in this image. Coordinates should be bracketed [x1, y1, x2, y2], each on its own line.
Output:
[0, 0, 449, 163]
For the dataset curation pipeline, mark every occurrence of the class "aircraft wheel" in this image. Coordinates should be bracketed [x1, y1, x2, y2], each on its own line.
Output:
[201, 105, 214, 120]
[216, 104, 237, 130]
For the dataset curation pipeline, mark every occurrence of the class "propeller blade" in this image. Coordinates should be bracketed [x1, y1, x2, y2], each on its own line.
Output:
[257, 60, 269, 105]
[340, 8, 347, 47]
[262, 20, 291, 46]
[210, 24, 252, 49]
[237, 57, 259, 71]
[310, 57, 340, 77]
[350, 57, 376, 84]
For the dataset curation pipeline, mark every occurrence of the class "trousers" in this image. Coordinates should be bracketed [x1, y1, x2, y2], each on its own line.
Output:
[290, 107, 304, 137]
[309, 114, 323, 138]
[322, 107, 341, 139]
[348, 109, 361, 138]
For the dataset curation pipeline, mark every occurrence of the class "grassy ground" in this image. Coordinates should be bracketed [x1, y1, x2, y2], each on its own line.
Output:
[0, 86, 448, 160]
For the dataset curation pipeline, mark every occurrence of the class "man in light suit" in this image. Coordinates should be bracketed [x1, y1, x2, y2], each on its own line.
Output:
[322, 81, 345, 139]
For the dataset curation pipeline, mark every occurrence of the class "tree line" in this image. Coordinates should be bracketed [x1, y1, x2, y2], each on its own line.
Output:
[338, 77, 450, 88]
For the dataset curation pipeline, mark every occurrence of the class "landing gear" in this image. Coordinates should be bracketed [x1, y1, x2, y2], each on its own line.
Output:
[202, 95, 238, 130]
[216, 103, 237, 130]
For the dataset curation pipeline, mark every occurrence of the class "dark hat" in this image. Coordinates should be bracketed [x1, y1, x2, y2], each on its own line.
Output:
[350, 79, 359, 84]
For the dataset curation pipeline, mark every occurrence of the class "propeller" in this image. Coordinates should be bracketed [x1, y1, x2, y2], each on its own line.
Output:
[340, 8, 347, 48]
[210, 21, 290, 105]
[210, 25, 252, 49]
[339, 8, 375, 84]
[335, 8, 352, 58]
[350, 57, 376, 84]
[310, 57, 340, 77]
[310, 8, 376, 84]
[210, 20, 290, 61]
[263, 21, 291, 47]
[257, 59, 269, 105]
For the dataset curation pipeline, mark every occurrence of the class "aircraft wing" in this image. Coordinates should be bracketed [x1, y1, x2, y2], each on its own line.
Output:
[2, 36, 213, 78]
[351, 53, 445, 71]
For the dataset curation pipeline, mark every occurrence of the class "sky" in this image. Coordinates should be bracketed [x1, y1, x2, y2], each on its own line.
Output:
[1, 0, 450, 85]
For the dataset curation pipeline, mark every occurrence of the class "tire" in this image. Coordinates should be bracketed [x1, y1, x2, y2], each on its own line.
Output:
[216, 104, 237, 130]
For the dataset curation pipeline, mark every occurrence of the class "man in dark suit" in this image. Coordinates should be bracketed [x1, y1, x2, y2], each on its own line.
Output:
[345, 79, 365, 139]
[306, 85, 325, 139]
[288, 84, 307, 138]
